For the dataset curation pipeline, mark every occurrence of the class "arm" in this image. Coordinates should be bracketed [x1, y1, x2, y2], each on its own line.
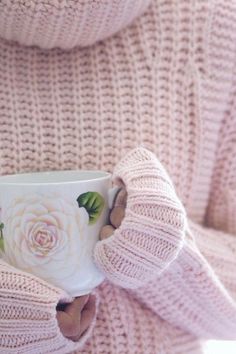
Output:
[0, 259, 97, 353]
[133, 222, 236, 340]
[139, 105, 236, 339]
[94, 144, 236, 340]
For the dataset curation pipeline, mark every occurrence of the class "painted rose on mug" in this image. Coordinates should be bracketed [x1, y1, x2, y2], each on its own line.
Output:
[2, 194, 89, 284]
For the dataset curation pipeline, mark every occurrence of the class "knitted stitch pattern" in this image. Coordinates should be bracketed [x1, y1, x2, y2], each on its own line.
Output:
[94, 147, 186, 288]
[0, 0, 151, 49]
[0, 0, 236, 353]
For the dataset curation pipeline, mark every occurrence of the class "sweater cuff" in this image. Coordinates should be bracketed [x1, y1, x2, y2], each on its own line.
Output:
[0, 258, 99, 353]
[94, 147, 186, 289]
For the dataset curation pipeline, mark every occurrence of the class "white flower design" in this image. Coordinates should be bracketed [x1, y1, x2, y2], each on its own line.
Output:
[3, 193, 89, 284]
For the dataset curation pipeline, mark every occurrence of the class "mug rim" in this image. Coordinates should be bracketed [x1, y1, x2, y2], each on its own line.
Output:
[0, 170, 111, 185]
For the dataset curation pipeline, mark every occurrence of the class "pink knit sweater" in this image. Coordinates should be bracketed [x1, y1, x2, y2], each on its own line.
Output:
[0, 0, 236, 353]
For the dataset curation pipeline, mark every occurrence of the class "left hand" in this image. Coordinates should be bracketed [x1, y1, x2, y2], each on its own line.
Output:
[56, 294, 96, 342]
[99, 189, 127, 240]
[94, 147, 186, 289]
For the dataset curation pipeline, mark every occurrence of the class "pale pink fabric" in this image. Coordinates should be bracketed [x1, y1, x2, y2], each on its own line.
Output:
[94, 147, 187, 288]
[0, 259, 99, 353]
[0, 0, 236, 353]
[95, 148, 236, 340]
[0, 0, 151, 49]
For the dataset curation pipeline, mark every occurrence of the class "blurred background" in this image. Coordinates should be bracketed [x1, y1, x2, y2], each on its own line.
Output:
[204, 341, 236, 354]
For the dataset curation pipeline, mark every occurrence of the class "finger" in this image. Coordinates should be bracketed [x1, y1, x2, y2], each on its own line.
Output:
[56, 295, 89, 337]
[99, 225, 115, 240]
[79, 294, 96, 337]
[64, 295, 89, 317]
[110, 206, 125, 228]
[56, 309, 81, 338]
[113, 188, 127, 208]
[69, 295, 96, 342]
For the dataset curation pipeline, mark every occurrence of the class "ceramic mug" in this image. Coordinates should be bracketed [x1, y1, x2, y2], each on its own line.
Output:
[0, 170, 119, 297]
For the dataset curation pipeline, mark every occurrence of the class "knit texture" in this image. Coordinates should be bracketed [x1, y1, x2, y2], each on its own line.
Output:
[95, 147, 236, 340]
[0, 0, 236, 353]
[0, 0, 151, 49]
[94, 147, 186, 288]
[0, 259, 99, 353]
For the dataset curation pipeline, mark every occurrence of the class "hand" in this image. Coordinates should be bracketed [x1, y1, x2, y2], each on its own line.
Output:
[56, 294, 96, 342]
[100, 188, 127, 240]
[94, 147, 186, 289]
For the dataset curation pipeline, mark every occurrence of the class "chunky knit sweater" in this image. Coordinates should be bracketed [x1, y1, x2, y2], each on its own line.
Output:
[0, 0, 236, 353]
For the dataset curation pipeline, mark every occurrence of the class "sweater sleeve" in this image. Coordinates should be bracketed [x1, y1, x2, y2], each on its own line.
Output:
[0, 259, 98, 353]
[94, 147, 186, 288]
[133, 76, 236, 340]
[94, 134, 236, 340]
[133, 221, 236, 340]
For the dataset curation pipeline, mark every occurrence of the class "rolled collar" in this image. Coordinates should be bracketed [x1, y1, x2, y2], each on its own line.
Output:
[0, 0, 152, 49]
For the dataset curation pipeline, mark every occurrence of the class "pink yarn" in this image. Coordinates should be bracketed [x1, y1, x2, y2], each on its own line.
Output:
[0, 259, 99, 353]
[94, 147, 186, 288]
[0, 0, 236, 352]
[0, 0, 151, 49]
[95, 147, 236, 340]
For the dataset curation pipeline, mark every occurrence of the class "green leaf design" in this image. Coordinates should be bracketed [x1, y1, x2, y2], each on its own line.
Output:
[77, 192, 105, 225]
[0, 223, 4, 252]
[0, 237, 4, 252]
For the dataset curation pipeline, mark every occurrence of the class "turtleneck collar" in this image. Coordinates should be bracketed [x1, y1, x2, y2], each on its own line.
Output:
[0, 0, 152, 49]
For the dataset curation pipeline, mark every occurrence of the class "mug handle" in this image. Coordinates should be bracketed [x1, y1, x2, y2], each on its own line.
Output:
[108, 186, 121, 209]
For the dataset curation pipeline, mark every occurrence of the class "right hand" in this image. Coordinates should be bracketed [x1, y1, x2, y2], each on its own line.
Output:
[0, 259, 96, 353]
[56, 294, 96, 342]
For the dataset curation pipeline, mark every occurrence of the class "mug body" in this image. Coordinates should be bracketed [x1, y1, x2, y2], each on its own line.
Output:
[0, 170, 110, 296]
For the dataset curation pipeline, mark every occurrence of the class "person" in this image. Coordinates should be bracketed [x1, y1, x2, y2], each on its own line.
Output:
[0, 0, 236, 353]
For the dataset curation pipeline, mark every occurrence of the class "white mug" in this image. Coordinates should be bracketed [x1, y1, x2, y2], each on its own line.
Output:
[0, 170, 119, 297]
